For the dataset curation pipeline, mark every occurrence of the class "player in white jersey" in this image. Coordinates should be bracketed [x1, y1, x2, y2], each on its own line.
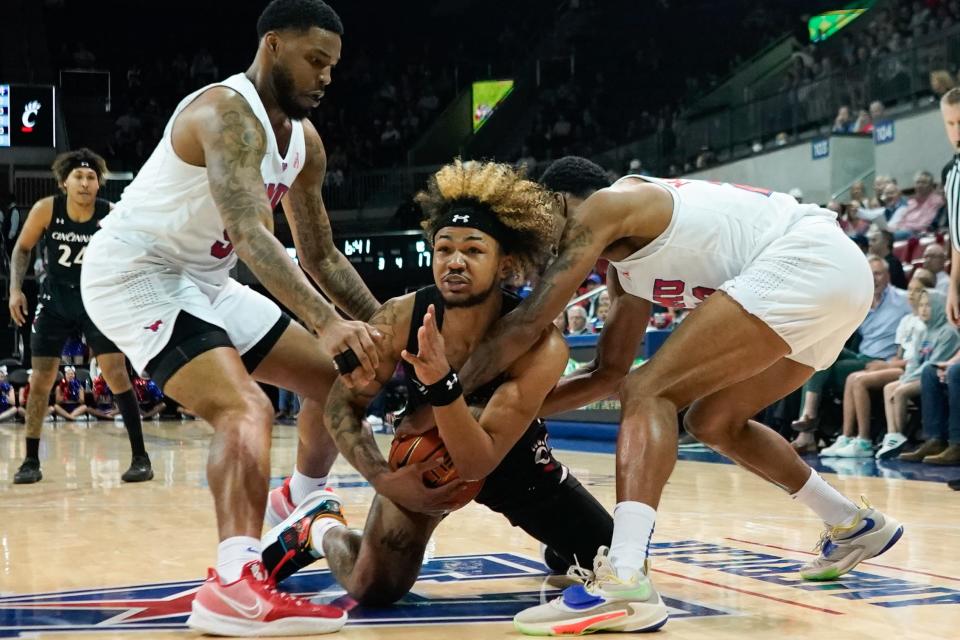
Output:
[451, 157, 904, 635]
[80, 0, 452, 636]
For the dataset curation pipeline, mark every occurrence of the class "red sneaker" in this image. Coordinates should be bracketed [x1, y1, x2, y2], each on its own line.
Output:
[266, 477, 297, 529]
[187, 560, 346, 636]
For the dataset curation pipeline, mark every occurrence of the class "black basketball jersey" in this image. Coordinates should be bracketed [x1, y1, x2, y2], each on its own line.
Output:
[401, 285, 520, 410]
[42, 195, 110, 286]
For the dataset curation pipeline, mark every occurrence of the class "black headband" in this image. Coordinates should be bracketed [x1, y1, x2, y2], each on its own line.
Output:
[433, 200, 510, 245]
[64, 158, 101, 181]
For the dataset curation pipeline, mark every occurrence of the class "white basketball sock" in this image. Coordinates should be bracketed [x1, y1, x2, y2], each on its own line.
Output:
[608, 501, 657, 581]
[216, 536, 261, 584]
[791, 470, 859, 527]
[309, 516, 346, 557]
[290, 468, 327, 506]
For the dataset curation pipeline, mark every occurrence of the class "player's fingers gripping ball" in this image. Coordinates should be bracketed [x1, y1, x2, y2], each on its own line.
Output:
[388, 427, 484, 511]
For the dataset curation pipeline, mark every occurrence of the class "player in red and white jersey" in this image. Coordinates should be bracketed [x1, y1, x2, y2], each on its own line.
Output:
[78, 1, 446, 635]
[456, 157, 903, 635]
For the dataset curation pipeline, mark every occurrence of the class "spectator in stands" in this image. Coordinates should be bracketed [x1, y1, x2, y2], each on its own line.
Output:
[54, 366, 88, 421]
[566, 305, 592, 335]
[1, 190, 23, 260]
[930, 69, 955, 100]
[833, 105, 855, 133]
[0, 367, 17, 422]
[907, 339, 960, 465]
[922, 243, 951, 294]
[870, 100, 886, 122]
[870, 174, 892, 208]
[133, 375, 165, 420]
[850, 180, 868, 205]
[833, 285, 954, 458]
[87, 374, 118, 420]
[868, 229, 908, 288]
[593, 290, 611, 330]
[791, 255, 911, 451]
[553, 309, 569, 335]
[853, 108, 874, 134]
[889, 171, 945, 239]
[788, 187, 803, 203]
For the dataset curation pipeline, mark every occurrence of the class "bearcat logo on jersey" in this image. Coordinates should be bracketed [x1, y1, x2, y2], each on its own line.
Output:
[0, 553, 728, 636]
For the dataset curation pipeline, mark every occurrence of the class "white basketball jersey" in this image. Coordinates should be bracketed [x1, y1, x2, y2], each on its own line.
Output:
[608, 176, 836, 310]
[100, 73, 307, 284]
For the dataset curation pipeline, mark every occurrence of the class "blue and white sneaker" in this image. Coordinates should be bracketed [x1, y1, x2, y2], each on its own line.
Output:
[800, 500, 903, 581]
[513, 547, 668, 636]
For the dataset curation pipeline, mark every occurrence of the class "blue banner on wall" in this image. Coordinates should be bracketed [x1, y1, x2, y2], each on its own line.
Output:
[873, 119, 895, 145]
[811, 137, 830, 159]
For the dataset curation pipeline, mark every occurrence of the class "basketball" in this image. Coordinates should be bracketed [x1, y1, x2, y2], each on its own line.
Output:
[388, 427, 484, 510]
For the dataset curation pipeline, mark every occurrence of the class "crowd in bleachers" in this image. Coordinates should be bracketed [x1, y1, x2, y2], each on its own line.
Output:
[779, 166, 960, 464]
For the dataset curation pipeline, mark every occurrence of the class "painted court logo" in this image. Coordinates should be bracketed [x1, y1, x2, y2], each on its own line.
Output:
[0, 553, 726, 637]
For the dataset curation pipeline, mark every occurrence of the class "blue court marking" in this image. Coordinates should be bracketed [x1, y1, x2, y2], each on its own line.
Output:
[0, 552, 729, 637]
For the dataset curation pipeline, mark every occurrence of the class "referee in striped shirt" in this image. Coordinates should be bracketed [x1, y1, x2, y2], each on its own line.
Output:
[944, 88, 960, 325]
[939, 88, 960, 491]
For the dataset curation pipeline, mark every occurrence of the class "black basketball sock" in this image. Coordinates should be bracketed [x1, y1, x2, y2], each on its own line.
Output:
[115, 390, 148, 458]
[25, 437, 40, 461]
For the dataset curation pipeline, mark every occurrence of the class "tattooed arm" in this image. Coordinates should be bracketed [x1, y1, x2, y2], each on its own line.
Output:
[282, 120, 379, 322]
[324, 295, 466, 514]
[7, 197, 53, 326]
[191, 89, 381, 379]
[457, 189, 628, 392]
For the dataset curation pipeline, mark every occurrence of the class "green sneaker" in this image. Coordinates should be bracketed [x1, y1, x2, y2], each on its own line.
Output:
[513, 547, 668, 636]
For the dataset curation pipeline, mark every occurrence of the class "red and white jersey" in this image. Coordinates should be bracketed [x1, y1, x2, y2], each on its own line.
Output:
[608, 175, 837, 310]
[100, 73, 306, 284]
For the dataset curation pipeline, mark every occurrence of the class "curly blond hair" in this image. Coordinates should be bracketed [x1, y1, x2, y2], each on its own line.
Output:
[416, 159, 564, 278]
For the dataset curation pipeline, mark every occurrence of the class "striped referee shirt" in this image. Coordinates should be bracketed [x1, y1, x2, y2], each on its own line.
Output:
[946, 154, 960, 251]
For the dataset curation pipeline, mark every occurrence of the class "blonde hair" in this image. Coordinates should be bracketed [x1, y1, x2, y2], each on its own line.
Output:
[416, 159, 564, 279]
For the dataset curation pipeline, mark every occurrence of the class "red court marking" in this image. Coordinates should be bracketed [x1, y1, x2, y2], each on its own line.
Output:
[724, 537, 960, 584]
[651, 568, 844, 615]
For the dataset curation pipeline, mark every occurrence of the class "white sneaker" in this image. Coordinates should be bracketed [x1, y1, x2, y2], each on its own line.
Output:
[513, 547, 668, 635]
[800, 501, 903, 580]
[820, 435, 853, 456]
[832, 438, 874, 458]
[875, 433, 908, 460]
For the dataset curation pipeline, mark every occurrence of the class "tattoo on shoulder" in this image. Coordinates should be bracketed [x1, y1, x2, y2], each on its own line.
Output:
[553, 218, 595, 271]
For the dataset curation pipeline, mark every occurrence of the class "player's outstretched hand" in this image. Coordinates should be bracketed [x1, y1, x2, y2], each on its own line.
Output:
[373, 458, 466, 516]
[8, 290, 28, 327]
[400, 305, 450, 385]
[321, 319, 382, 387]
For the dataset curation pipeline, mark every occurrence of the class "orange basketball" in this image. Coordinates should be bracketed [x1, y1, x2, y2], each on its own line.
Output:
[388, 427, 484, 510]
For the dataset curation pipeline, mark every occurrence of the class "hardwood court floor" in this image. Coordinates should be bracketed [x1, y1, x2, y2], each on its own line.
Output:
[0, 419, 957, 639]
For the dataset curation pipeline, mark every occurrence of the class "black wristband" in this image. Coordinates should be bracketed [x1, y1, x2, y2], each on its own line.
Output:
[333, 348, 361, 376]
[426, 368, 463, 407]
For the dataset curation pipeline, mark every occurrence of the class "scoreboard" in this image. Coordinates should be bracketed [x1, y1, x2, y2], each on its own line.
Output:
[0, 84, 56, 148]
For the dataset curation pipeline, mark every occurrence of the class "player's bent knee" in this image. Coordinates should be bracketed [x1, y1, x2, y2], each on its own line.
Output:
[683, 408, 736, 446]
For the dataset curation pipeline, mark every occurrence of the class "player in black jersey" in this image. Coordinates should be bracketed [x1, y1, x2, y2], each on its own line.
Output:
[7, 148, 152, 484]
[260, 160, 613, 603]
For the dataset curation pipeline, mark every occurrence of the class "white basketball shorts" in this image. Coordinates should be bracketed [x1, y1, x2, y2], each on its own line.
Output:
[719, 216, 873, 371]
[80, 231, 282, 376]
